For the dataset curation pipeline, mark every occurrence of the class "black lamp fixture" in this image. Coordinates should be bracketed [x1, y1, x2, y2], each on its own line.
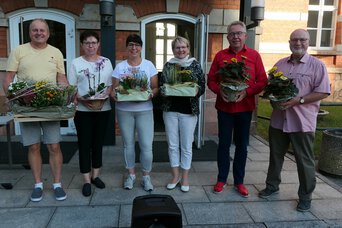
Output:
[241, 0, 265, 29]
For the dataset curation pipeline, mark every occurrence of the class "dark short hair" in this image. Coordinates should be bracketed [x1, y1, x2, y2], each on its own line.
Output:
[126, 34, 143, 47]
[80, 30, 99, 43]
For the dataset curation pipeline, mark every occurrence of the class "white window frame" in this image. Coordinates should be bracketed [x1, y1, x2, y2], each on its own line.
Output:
[307, 0, 338, 50]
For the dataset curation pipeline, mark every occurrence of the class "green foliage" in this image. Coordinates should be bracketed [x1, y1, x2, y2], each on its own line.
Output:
[256, 98, 342, 158]
[217, 57, 251, 85]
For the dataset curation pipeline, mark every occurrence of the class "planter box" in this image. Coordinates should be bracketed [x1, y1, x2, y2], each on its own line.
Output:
[161, 83, 198, 97]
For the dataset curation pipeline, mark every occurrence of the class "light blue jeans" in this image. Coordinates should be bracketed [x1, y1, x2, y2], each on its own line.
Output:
[163, 111, 198, 170]
[117, 109, 154, 172]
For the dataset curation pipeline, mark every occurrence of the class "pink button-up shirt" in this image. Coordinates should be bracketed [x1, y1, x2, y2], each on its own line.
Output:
[270, 53, 331, 133]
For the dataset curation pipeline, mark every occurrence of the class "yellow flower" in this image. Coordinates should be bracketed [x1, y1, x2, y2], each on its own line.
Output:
[267, 66, 277, 74]
[280, 76, 288, 81]
[274, 72, 283, 78]
[231, 58, 237, 63]
[223, 60, 228, 63]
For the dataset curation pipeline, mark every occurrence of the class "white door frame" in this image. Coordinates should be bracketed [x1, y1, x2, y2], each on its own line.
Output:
[140, 13, 208, 148]
[8, 10, 76, 135]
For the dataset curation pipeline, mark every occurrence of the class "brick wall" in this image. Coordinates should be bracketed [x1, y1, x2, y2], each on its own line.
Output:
[0, 28, 7, 58]
[208, 33, 223, 62]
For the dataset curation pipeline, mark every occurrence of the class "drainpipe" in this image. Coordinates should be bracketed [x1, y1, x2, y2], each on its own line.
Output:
[100, 0, 116, 145]
[239, 0, 265, 135]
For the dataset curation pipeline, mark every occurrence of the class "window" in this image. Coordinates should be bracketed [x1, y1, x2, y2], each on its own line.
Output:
[307, 0, 337, 49]
[155, 22, 176, 71]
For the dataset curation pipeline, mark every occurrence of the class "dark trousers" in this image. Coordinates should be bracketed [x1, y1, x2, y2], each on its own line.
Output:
[74, 110, 111, 173]
[217, 110, 252, 185]
[266, 126, 316, 201]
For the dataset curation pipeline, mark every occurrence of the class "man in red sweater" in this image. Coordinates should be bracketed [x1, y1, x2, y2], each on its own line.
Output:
[207, 21, 267, 197]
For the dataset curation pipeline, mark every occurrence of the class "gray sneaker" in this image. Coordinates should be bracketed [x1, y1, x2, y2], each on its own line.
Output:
[297, 200, 311, 212]
[258, 188, 279, 199]
[54, 187, 67, 201]
[124, 175, 136, 190]
[141, 175, 154, 191]
[30, 187, 43, 202]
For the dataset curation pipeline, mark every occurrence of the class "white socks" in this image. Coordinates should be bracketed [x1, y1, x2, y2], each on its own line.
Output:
[34, 182, 43, 190]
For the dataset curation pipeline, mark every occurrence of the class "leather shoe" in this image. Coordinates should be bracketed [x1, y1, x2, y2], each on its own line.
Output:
[166, 179, 180, 190]
[181, 185, 189, 192]
[91, 177, 105, 189]
[82, 183, 91, 197]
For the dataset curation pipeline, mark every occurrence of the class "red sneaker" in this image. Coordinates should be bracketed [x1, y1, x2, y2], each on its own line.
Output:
[213, 182, 226, 193]
[235, 184, 249, 197]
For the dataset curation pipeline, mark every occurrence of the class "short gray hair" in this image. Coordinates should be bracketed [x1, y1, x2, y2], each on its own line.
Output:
[227, 21, 246, 33]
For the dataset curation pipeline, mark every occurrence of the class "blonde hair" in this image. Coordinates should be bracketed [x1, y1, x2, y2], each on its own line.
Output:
[171, 36, 191, 50]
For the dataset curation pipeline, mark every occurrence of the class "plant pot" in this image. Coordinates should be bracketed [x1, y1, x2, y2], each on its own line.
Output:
[220, 83, 249, 102]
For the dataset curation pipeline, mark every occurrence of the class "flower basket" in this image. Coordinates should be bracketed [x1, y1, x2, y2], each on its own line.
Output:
[161, 82, 198, 97]
[86, 97, 107, 111]
[220, 82, 249, 102]
[12, 103, 76, 121]
[116, 89, 152, 102]
[7, 80, 76, 121]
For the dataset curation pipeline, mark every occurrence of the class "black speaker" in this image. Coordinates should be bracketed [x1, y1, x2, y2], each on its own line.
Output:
[131, 194, 182, 228]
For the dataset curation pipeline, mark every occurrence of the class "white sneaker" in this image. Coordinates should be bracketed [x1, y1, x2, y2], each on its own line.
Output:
[141, 175, 154, 191]
[124, 174, 136, 190]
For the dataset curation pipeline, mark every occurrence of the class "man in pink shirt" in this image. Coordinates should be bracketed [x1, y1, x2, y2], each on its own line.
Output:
[258, 29, 331, 212]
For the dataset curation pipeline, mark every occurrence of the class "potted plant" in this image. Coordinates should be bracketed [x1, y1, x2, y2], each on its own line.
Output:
[262, 66, 299, 110]
[217, 56, 251, 102]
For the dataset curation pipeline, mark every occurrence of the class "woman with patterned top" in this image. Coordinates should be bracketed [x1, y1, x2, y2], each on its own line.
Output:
[68, 30, 113, 197]
[160, 36, 205, 192]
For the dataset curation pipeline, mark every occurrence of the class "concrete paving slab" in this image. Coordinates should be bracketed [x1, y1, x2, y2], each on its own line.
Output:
[314, 182, 342, 199]
[324, 219, 342, 227]
[90, 188, 151, 205]
[27, 188, 90, 207]
[0, 189, 31, 207]
[182, 202, 254, 225]
[152, 186, 210, 203]
[310, 199, 342, 220]
[244, 201, 317, 223]
[204, 185, 262, 202]
[48, 205, 120, 228]
[0, 207, 54, 228]
[264, 220, 329, 228]
[192, 161, 217, 172]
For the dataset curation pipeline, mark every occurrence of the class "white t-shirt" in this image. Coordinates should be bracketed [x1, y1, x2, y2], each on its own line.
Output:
[112, 59, 158, 112]
[68, 56, 113, 112]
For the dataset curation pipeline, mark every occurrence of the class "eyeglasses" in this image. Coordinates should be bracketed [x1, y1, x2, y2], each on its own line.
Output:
[228, 31, 246, 38]
[290, 38, 308, 43]
[83, 41, 98, 46]
[175, 46, 188, 50]
[128, 43, 141, 48]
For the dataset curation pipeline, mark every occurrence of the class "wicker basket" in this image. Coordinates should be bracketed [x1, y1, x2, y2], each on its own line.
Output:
[87, 98, 106, 111]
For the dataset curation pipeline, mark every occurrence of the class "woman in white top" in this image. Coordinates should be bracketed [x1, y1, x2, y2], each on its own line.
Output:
[68, 30, 113, 197]
[111, 34, 158, 191]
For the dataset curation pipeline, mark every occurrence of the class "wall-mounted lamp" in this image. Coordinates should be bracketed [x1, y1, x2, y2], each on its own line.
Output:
[100, 0, 114, 27]
[243, 0, 265, 29]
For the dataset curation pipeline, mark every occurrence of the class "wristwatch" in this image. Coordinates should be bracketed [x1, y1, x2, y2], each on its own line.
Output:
[299, 97, 305, 104]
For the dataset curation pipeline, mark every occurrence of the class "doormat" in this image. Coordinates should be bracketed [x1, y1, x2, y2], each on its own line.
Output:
[135, 140, 218, 162]
[0, 141, 78, 165]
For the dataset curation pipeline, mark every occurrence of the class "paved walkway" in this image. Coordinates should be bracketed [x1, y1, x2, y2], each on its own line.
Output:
[0, 135, 342, 228]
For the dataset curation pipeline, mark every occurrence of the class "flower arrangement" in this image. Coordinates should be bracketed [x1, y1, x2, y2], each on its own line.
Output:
[115, 73, 151, 101]
[160, 64, 198, 97]
[7, 80, 76, 119]
[217, 56, 251, 102]
[217, 56, 251, 86]
[262, 66, 299, 109]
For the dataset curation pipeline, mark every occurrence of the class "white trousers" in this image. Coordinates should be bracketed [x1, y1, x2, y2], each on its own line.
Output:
[163, 111, 198, 170]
